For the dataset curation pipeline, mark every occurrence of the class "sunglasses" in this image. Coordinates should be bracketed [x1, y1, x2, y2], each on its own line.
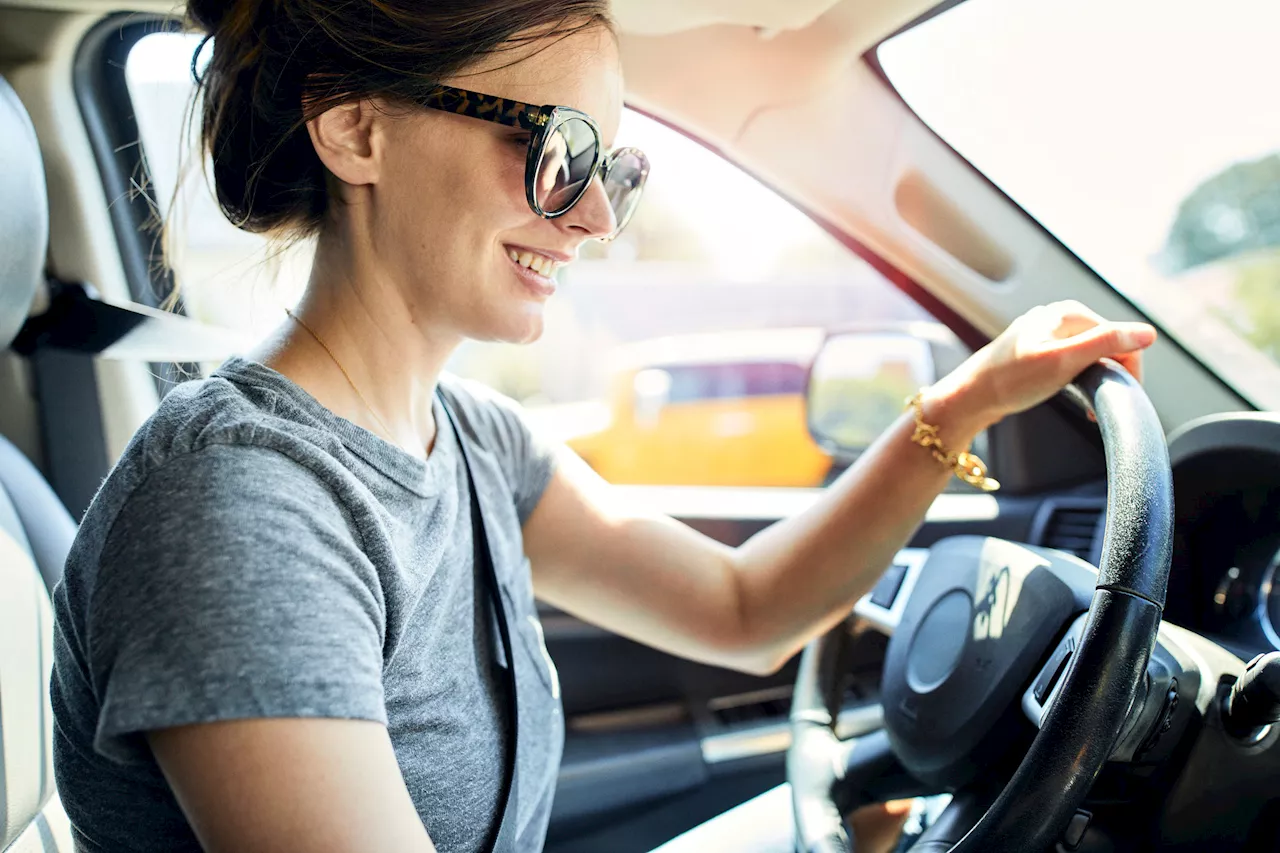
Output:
[421, 85, 650, 241]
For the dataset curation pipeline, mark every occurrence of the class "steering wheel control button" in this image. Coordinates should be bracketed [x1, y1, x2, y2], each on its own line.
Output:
[869, 561, 909, 609]
[1062, 809, 1092, 850]
[881, 537, 1079, 787]
[1032, 636, 1076, 704]
[906, 590, 971, 691]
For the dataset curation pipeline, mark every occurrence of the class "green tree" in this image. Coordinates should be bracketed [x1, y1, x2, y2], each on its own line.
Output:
[1160, 153, 1280, 273]
[1216, 253, 1280, 361]
[1162, 153, 1280, 359]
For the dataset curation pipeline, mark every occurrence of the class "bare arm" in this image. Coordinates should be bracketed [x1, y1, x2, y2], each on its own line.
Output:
[526, 302, 1156, 675]
[149, 719, 436, 853]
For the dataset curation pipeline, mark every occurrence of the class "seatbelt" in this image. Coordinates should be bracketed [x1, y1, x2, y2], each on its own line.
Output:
[438, 388, 521, 853]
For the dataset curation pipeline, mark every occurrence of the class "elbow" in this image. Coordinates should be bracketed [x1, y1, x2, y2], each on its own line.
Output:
[698, 645, 785, 678]
[736, 650, 790, 678]
[714, 563, 795, 677]
[709, 621, 796, 677]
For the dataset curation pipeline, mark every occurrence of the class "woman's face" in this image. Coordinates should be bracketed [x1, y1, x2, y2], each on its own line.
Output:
[357, 25, 622, 346]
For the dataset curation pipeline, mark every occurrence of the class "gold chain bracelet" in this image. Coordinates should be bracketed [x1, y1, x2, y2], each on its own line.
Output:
[905, 392, 1000, 492]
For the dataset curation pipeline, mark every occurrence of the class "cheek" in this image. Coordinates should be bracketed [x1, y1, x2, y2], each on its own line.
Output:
[424, 138, 531, 234]
[374, 123, 540, 280]
[483, 138, 535, 216]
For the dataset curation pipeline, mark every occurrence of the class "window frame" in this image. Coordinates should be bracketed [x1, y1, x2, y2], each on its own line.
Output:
[75, 12, 190, 396]
[862, 3, 1256, 413]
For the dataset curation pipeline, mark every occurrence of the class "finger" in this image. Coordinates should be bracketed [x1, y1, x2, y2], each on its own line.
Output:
[1110, 349, 1145, 384]
[1044, 300, 1106, 340]
[1086, 349, 1145, 420]
[849, 800, 913, 853]
[1045, 322, 1156, 370]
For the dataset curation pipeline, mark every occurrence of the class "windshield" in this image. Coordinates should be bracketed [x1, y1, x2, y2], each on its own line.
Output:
[879, 0, 1280, 410]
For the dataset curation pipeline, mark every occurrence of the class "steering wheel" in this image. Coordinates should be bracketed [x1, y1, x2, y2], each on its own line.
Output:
[788, 360, 1173, 853]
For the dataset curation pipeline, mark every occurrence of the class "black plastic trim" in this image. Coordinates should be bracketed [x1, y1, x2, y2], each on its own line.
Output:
[74, 12, 191, 396]
[14, 279, 246, 361]
[1167, 412, 1280, 469]
[1027, 496, 1107, 564]
[30, 349, 109, 519]
[74, 13, 181, 310]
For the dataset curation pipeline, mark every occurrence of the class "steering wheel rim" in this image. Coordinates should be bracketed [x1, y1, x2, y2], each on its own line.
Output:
[789, 359, 1174, 853]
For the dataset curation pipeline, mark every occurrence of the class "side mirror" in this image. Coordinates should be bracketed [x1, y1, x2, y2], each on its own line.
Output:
[633, 367, 672, 428]
[806, 328, 940, 458]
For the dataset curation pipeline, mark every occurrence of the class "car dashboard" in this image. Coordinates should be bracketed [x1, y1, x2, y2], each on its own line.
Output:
[1164, 413, 1280, 660]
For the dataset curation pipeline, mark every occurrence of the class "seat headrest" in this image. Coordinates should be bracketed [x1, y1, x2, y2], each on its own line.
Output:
[0, 75, 49, 351]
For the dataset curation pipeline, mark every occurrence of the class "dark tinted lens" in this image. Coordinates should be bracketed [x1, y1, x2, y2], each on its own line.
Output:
[535, 117, 598, 214]
[602, 148, 649, 237]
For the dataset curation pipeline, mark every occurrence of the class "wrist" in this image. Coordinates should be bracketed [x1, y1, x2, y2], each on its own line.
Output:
[917, 370, 1000, 447]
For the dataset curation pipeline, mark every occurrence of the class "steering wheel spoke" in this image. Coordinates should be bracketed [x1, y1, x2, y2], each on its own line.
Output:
[903, 786, 1001, 853]
[835, 729, 936, 813]
[853, 548, 930, 636]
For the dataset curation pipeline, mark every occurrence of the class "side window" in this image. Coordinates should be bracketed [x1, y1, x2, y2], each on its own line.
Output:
[125, 32, 973, 490]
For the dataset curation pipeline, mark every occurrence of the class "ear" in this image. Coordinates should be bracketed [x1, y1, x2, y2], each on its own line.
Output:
[306, 100, 381, 187]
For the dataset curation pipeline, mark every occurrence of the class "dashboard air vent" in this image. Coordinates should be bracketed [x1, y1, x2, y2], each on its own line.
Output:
[1038, 502, 1104, 561]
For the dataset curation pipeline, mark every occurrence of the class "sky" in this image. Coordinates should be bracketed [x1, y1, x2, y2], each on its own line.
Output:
[879, 0, 1280, 404]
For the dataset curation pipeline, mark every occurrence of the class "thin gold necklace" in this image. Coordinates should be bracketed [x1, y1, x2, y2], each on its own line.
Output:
[284, 307, 396, 443]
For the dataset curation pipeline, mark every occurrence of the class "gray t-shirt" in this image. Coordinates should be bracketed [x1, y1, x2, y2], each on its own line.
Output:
[50, 355, 564, 852]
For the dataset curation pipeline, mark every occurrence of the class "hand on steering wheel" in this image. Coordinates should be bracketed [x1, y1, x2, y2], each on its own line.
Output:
[789, 319, 1171, 853]
[933, 300, 1156, 431]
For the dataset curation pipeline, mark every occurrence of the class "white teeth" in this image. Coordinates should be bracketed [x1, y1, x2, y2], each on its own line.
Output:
[508, 248, 558, 278]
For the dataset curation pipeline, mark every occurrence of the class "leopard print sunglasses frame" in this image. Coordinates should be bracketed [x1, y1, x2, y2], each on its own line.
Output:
[420, 84, 649, 237]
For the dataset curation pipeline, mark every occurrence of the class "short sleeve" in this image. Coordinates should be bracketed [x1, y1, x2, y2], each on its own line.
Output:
[449, 380, 560, 526]
[88, 444, 387, 764]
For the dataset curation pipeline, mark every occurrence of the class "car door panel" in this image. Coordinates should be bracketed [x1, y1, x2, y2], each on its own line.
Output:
[543, 488, 1048, 852]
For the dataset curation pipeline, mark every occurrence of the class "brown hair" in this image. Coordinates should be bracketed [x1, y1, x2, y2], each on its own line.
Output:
[185, 0, 613, 240]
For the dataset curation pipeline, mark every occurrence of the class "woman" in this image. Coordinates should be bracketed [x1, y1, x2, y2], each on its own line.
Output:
[49, 1, 1156, 851]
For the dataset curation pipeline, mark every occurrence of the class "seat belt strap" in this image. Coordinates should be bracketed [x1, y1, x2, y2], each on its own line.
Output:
[438, 387, 521, 853]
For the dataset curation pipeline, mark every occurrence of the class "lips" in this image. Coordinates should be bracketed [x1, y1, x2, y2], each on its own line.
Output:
[506, 246, 560, 277]
[502, 242, 575, 299]
[505, 248, 558, 298]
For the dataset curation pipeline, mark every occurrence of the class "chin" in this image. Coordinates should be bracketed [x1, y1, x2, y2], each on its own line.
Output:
[508, 311, 545, 345]
[471, 304, 545, 345]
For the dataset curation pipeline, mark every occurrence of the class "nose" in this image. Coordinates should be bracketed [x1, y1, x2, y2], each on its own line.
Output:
[559, 174, 617, 240]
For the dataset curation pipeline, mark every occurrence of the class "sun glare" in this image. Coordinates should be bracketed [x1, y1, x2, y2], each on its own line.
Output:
[617, 111, 821, 280]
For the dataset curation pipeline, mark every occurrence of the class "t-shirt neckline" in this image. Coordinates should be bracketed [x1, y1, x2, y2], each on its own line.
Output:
[214, 354, 456, 497]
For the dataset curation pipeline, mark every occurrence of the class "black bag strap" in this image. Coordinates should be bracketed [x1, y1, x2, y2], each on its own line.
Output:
[438, 387, 520, 853]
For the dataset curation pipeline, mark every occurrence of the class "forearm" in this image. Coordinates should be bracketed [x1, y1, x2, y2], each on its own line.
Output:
[730, 373, 995, 672]
[529, 303, 1153, 678]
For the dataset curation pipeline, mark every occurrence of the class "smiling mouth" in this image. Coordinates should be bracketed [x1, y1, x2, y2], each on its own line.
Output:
[505, 246, 562, 278]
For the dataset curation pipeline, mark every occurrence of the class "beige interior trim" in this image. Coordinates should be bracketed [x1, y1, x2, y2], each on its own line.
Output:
[0, 354, 40, 469]
[0, 537, 55, 848]
[620, 3, 1249, 430]
[612, 0, 846, 36]
[893, 170, 1013, 283]
[2, 8, 160, 460]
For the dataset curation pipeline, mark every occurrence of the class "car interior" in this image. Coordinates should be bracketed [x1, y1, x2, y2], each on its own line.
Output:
[3, 0, 1280, 851]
